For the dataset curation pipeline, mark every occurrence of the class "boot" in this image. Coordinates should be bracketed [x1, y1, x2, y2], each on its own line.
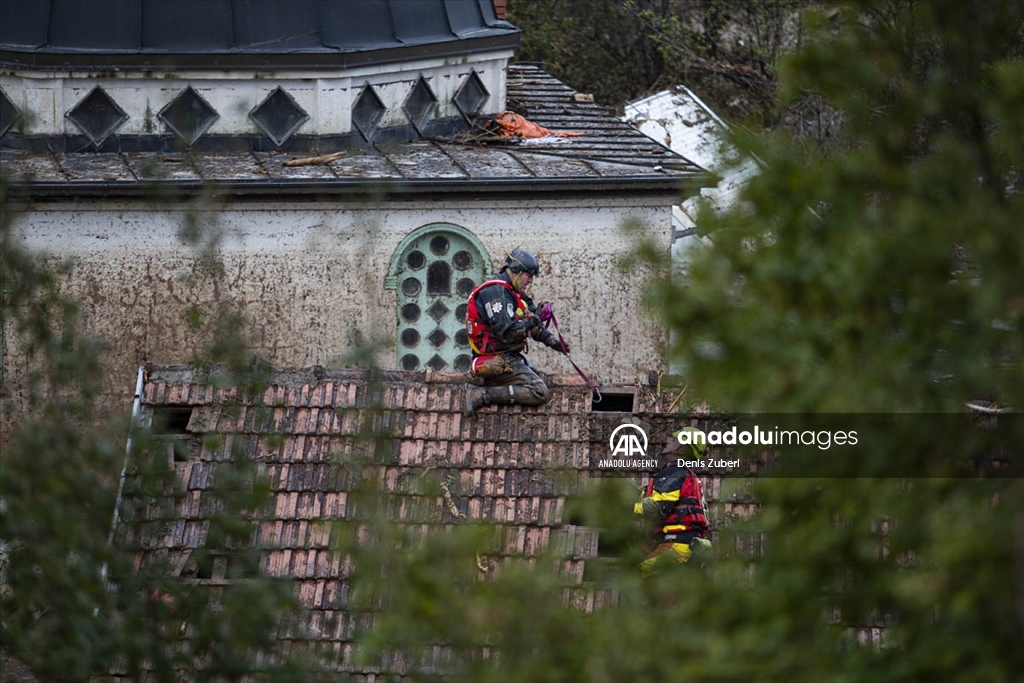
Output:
[464, 385, 490, 416]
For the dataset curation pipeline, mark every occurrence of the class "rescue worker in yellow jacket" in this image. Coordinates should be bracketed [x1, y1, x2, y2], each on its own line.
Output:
[635, 426, 713, 576]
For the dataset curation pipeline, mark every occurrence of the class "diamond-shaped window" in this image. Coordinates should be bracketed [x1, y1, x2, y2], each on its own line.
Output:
[426, 354, 448, 371]
[403, 76, 437, 136]
[249, 87, 309, 147]
[426, 300, 450, 323]
[453, 70, 489, 124]
[352, 83, 386, 143]
[65, 86, 128, 146]
[427, 328, 449, 348]
[1, 88, 23, 139]
[159, 86, 220, 147]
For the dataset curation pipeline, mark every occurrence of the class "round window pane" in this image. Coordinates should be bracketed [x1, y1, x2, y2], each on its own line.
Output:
[407, 250, 426, 270]
[400, 354, 420, 371]
[429, 235, 449, 255]
[455, 330, 469, 347]
[401, 303, 421, 322]
[401, 277, 421, 296]
[454, 354, 471, 372]
[455, 303, 468, 322]
[401, 329, 421, 347]
[453, 250, 473, 270]
[456, 278, 475, 297]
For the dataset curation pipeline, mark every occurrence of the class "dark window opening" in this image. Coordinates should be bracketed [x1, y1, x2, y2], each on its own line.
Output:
[401, 303, 421, 322]
[426, 261, 451, 295]
[401, 277, 421, 296]
[455, 303, 468, 322]
[429, 235, 450, 255]
[401, 328, 420, 347]
[453, 250, 473, 270]
[406, 250, 426, 270]
[591, 392, 635, 412]
[455, 277, 475, 297]
[400, 354, 419, 371]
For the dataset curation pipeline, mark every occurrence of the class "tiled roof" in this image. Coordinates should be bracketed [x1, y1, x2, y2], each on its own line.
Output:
[119, 363, 724, 677]
[1, 65, 710, 198]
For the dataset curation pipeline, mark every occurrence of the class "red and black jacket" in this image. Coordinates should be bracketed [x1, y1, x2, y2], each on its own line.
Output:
[466, 273, 558, 356]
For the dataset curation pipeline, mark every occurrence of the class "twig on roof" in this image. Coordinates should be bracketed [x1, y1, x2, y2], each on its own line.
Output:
[282, 151, 347, 167]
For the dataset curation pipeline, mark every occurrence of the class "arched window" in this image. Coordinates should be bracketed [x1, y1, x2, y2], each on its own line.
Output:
[386, 224, 490, 373]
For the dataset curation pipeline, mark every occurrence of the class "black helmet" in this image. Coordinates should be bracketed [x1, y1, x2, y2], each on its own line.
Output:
[505, 247, 540, 276]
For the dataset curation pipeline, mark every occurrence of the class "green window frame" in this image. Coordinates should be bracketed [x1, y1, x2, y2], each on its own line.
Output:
[385, 224, 490, 373]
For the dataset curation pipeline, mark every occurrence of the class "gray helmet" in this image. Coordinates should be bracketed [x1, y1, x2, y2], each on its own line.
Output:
[505, 247, 540, 276]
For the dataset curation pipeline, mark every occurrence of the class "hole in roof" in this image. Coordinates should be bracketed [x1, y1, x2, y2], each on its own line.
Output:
[564, 496, 586, 526]
[426, 262, 451, 295]
[406, 250, 426, 270]
[591, 391, 635, 412]
[152, 406, 192, 434]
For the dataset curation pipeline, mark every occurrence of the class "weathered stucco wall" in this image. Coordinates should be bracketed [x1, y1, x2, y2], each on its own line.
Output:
[4, 197, 671, 412]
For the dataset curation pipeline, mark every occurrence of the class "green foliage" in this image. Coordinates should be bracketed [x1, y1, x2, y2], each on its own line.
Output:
[0, 176, 311, 681]
[510, 0, 806, 125]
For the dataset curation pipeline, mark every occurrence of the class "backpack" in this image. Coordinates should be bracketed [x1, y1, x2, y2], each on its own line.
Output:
[646, 465, 709, 539]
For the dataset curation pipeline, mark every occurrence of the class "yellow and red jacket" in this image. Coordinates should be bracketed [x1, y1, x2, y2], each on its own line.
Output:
[634, 464, 710, 544]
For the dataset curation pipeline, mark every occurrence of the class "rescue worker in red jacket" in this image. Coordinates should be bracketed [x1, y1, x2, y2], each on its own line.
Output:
[635, 426, 712, 576]
[464, 247, 567, 415]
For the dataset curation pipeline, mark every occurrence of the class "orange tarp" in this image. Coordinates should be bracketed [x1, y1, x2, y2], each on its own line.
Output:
[489, 111, 583, 138]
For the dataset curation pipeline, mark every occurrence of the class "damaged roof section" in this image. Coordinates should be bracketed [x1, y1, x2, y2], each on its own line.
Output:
[1, 65, 710, 199]
[116, 364, 715, 677]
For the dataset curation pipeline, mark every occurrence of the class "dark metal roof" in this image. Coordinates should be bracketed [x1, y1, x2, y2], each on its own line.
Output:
[1, 65, 712, 200]
[0, 0, 519, 70]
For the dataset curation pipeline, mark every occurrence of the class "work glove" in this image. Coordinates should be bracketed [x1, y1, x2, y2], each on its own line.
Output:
[689, 537, 713, 555]
[549, 338, 569, 354]
[539, 330, 568, 353]
[523, 315, 541, 331]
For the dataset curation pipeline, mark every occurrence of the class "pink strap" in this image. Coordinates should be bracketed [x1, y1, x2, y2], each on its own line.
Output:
[538, 302, 601, 401]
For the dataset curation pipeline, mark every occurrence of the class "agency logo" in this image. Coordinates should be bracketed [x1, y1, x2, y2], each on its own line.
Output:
[609, 423, 648, 458]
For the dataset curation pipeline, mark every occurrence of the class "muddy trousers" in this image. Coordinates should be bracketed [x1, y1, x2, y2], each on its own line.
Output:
[480, 353, 550, 406]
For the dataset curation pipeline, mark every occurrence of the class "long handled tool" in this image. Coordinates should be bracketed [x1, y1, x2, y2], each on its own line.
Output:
[537, 302, 602, 403]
